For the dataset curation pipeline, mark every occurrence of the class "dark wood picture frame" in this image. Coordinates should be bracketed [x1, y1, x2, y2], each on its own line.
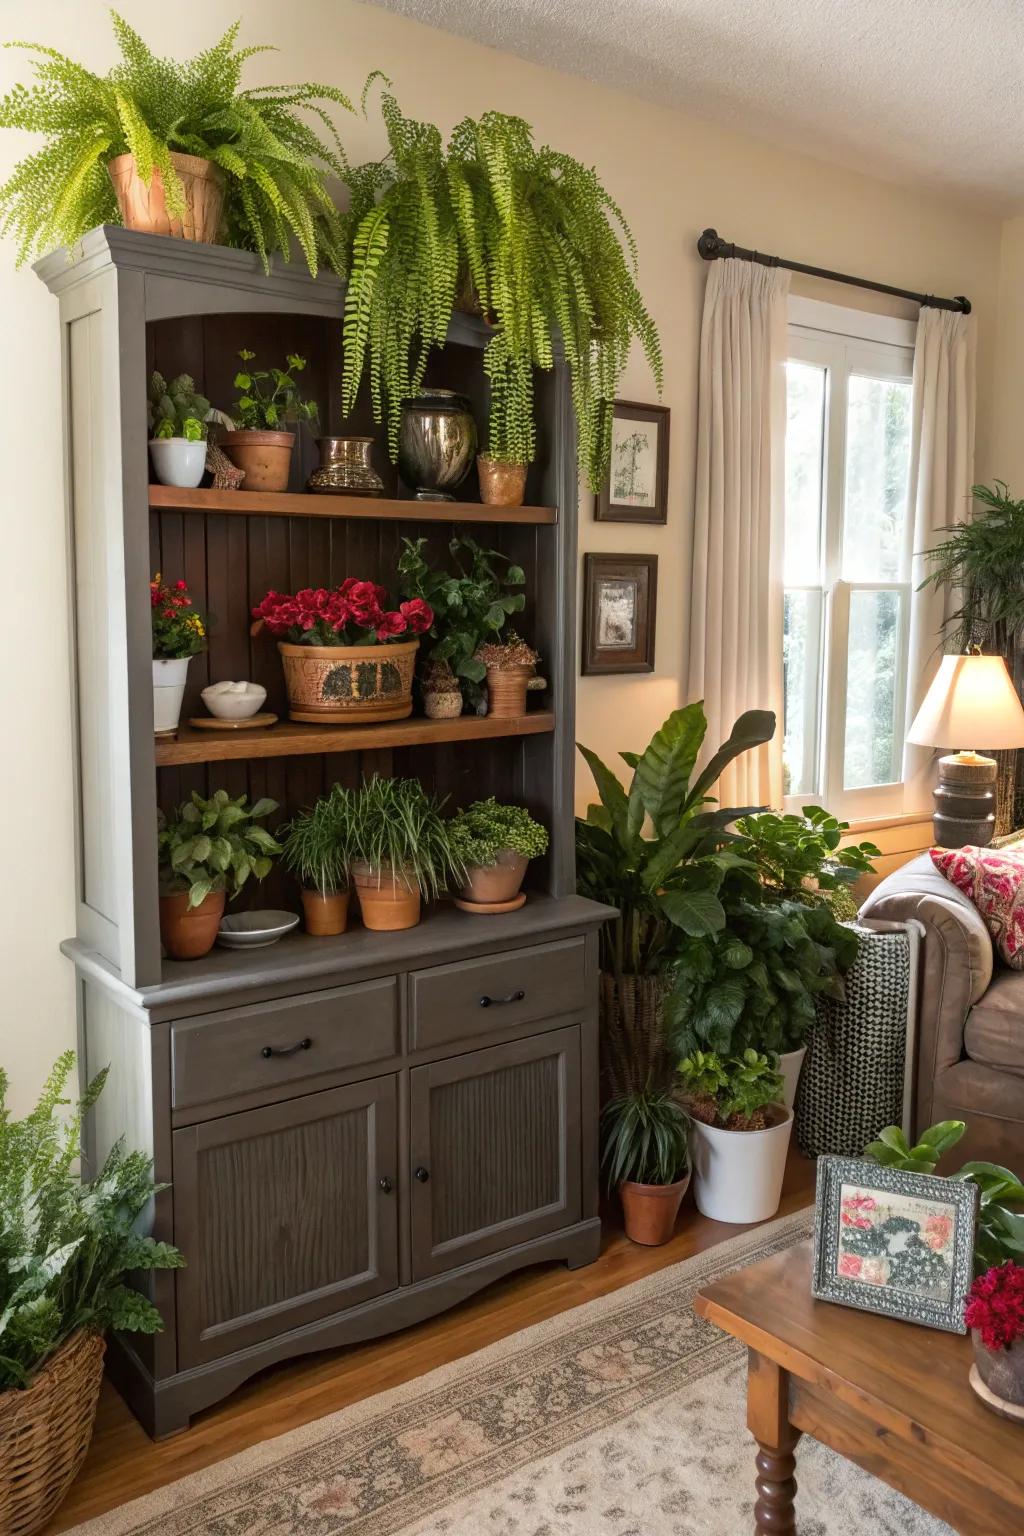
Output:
[594, 400, 670, 524]
[581, 553, 658, 675]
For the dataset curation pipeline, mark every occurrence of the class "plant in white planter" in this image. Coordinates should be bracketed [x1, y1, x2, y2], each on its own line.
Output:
[677, 1049, 791, 1224]
[147, 372, 211, 488]
[151, 573, 206, 734]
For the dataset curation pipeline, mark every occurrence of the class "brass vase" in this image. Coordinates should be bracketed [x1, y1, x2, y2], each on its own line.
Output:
[307, 436, 384, 496]
[398, 389, 477, 501]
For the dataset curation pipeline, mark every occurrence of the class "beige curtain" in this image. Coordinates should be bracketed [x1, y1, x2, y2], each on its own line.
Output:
[687, 258, 791, 807]
[902, 307, 976, 811]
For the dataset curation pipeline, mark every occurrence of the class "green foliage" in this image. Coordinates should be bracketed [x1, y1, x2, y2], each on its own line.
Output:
[232, 349, 318, 430]
[0, 1052, 184, 1390]
[921, 482, 1024, 654]
[147, 371, 210, 441]
[676, 1048, 785, 1129]
[351, 776, 465, 900]
[600, 1089, 690, 1188]
[0, 14, 352, 271]
[447, 798, 549, 869]
[736, 806, 879, 897]
[157, 789, 281, 908]
[280, 786, 353, 896]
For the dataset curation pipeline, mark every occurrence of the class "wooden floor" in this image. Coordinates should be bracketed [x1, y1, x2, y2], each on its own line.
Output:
[49, 1152, 816, 1533]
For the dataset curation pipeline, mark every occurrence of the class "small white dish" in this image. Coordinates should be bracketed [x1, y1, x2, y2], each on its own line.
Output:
[202, 680, 267, 720]
[217, 910, 299, 949]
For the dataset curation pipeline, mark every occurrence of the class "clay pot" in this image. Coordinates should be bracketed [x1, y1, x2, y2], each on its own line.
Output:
[159, 889, 225, 960]
[108, 151, 224, 243]
[423, 690, 463, 720]
[462, 849, 528, 905]
[221, 430, 295, 493]
[301, 889, 350, 937]
[351, 863, 421, 931]
[972, 1332, 1024, 1416]
[619, 1170, 691, 1246]
[478, 455, 527, 507]
[278, 639, 418, 723]
[486, 665, 531, 719]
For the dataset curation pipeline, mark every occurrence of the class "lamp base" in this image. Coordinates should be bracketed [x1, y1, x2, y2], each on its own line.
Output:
[932, 753, 997, 849]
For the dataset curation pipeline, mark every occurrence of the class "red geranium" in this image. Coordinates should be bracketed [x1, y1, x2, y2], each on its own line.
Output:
[252, 582, 432, 648]
[965, 1261, 1024, 1351]
[400, 598, 434, 635]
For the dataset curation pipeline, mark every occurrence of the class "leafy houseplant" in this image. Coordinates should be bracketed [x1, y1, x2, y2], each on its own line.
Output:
[150, 572, 206, 735]
[221, 350, 319, 493]
[448, 798, 549, 908]
[677, 1049, 792, 1224]
[157, 789, 281, 959]
[475, 633, 540, 720]
[350, 776, 465, 932]
[736, 806, 879, 903]
[147, 370, 210, 489]
[600, 1089, 691, 1246]
[281, 786, 355, 937]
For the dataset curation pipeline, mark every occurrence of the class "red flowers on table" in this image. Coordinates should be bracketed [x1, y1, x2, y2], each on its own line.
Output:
[252, 582, 434, 647]
[965, 1261, 1024, 1351]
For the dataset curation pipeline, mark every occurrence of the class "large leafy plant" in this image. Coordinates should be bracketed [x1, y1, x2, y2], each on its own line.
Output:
[600, 1089, 690, 1188]
[158, 789, 281, 908]
[676, 1048, 785, 1131]
[0, 1052, 183, 1390]
[736, 806, 878, 899]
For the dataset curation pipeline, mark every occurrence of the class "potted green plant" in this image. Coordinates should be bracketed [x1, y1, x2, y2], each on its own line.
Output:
[420, 659, 464, 720]
[157, 789, 281, 959]
[448, 798, 550, 911]
[281, 787, 354, 937]
[0, 1053, 183, 1536]
[147, 371, 211, 489]
[350, 777, 464, 932]
[221, 350, 320, 492]
[475, 633, 540, 719]
[150, 573, 206, 734]
[601, 1088, 691, 1246]
[677, 1049, 791, 1224]
[0, 16, 351, 271]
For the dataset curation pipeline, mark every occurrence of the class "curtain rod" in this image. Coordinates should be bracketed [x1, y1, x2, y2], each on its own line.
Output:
[696, 228, 971, 315]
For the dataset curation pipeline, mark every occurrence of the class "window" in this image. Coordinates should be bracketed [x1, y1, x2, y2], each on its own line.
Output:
[782, 301, 916, 818]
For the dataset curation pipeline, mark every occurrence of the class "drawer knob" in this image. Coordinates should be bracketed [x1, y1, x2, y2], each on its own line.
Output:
[478, 989, 525, 1009]
[260, 1037, 312, 1060]
[414, 1166, 430, 1183]
[379, 1177, 393, 1194]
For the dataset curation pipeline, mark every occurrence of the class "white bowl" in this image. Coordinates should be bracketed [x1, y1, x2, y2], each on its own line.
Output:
[202, 681, 267, 720]
[216, 910, 299, 949]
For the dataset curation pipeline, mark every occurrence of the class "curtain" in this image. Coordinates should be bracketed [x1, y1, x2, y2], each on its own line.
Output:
[687, 258, 791, 807]
[902, 307, 976, 812]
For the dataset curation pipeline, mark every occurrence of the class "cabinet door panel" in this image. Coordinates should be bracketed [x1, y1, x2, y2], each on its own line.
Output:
[410, 1027, 581, 1279]
[173, 1076, 398, 1368]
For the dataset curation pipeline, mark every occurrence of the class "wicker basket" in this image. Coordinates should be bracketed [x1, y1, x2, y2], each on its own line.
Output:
[0, 1331, 105, 1536]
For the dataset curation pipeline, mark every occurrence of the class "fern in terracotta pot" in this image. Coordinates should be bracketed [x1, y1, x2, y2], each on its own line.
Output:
[281, 786, 354, 937]
[601, 1088, 691, 1246]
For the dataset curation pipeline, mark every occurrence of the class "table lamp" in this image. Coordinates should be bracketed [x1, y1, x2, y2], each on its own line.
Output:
[907, 653, 1024, 847]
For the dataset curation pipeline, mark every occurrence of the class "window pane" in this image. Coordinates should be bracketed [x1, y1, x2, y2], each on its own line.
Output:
[784, 361, 825, 585]
[842, 374, 912, 582]
[844, 588, 903, 789]
[783, 588, 823, 796]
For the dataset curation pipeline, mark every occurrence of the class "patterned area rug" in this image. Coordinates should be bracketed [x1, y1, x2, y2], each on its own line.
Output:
[68, 1211, 950, 1535]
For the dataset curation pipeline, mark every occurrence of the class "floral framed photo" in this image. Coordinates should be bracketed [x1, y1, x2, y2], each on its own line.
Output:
[595, 401, 670, 524]
[811, 1155, 978, 1333]
[581, 553, 657, 675]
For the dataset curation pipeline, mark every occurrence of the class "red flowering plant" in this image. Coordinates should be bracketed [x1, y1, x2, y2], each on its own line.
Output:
[151, 574, 206, 659]
[965, 1261, 1024, 1351]
[251, 581, 433, 647]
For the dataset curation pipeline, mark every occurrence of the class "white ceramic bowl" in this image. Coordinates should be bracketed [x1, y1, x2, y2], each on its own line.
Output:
[201, 681, 267, 720]
[216, 910, 299, 949]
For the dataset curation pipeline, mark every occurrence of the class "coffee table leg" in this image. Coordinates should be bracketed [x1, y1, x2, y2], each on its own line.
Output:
[747, 1349, 800, 1534]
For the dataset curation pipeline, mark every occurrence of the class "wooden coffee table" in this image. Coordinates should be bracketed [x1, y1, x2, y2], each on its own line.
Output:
[694, 1239, 1024, 1534]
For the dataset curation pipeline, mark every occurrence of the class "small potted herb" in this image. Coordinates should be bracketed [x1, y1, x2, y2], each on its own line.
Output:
[147, 372, 211, 488]
[421, 659, 464, 720]
[221, 350, 319, 492]
[677, 1049, 792, 1224]
[601, 1088, 691, 1246]
[281, 787, 354, 937]
[965, 1262, 1024, 1416]
[474, 632, 540, 719]
[448, 798, 549, 910]
[157, 790, 281, 959]
[151, 573, 206, 734]
[350, 777, 464, 931]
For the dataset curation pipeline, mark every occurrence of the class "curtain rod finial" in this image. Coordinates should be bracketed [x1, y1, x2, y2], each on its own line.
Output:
[697, 228, 723, 261]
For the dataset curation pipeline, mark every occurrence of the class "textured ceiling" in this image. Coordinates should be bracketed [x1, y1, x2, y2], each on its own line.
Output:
[370, 0, 1024, 211]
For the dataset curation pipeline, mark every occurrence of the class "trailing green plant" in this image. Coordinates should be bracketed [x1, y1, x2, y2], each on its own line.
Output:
[0, 14, 353, 271]
[232, 349, 318, 431]
[676, 1048, 785, 1131]
[280, 786, 353, 896]
[448, 798, 549, 869]
[398, 535, 525, 706]
[351, 776, 464, 898]
[157, 789, 281, 908]
[0, 1051, 184, 1390]
[475, 632, 539, 672]
[735, 806, 879, 899]
[921, 481, 1024, 654]
[600, 1088, 690, 1189]
[147, 371, 210, 441]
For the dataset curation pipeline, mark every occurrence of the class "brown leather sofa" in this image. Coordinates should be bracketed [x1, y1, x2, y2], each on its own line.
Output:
[861, 853, 1024, 1168]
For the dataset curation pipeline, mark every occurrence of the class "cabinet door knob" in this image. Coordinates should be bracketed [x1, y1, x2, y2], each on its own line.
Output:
[378, 1177, 393, 1194]
[260, 1037, 312, 1059]
[414, 1166, 430, 1183]
[478, 989, 525, 1008]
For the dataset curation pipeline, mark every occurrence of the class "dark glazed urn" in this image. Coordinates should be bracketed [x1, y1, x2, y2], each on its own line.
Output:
[398, 389, 477, 501]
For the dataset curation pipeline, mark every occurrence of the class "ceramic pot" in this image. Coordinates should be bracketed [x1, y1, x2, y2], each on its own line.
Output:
[220, 429, 295, 493]
[619, 1170, 691, 1246]
[159, 889, 225, 960]
[153, 656, 190, 733]
[301, 888, 350, 937]
[477, 455, 527, 507]
[972, 1333, 1024, 1416]
[779, 1046, 807, 1112]
[108, 151, 224, 243]
[688, 1104, 793, 1224]
[307, 436, 384, 496]
[397, 389, 477, 501]
[461, 849, 528, 905]
[486, 665, 531, 719]
[278, 639, 418, 723]
[351, 863, 421, 931]
[423, 690, 463, 719]
[149, 437, 206, 489]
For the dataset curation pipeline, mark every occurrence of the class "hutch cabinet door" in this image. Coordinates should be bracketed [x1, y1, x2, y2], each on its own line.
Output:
[409, 1026, 582, 1280]
[173, 1076, 399, 1368]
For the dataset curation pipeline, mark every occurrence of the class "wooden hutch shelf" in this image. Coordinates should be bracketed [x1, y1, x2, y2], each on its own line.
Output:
[148, 484, 558, 525]
[156, 709, 556, 765]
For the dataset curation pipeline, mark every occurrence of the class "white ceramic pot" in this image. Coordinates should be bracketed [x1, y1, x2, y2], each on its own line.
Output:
[153, 656, 190, 733]
[779, 1046, 807, 1112]
[149, 437, 206, 489]
[689, 1105, 794, 1224]
[201, 680, 267, 719]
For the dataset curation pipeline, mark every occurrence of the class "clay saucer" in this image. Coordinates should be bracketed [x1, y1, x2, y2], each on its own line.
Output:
[189, 712, 278, 731]
[453, 891, 527, 916]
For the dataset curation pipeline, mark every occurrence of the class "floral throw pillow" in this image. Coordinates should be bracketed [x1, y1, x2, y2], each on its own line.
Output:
[930, 844, 1024, 969]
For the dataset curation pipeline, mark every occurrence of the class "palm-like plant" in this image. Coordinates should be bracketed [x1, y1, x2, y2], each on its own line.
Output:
[600, 1089, 690, 1189]
[921, 482, 1024, 655]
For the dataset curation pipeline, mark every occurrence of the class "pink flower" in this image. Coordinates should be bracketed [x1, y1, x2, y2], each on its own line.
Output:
[400, 597, 434, 634]
[838, 1252, 863, 1279]
[375, 610, 408, 641]
[924, 1212, 953, 1252]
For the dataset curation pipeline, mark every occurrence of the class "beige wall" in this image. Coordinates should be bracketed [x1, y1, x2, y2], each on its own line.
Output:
[991, 215, 1024, 494]
[0, 0, 1009, 1109]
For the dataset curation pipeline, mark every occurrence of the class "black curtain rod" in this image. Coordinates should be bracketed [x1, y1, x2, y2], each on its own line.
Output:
[696, 228, 971, 315]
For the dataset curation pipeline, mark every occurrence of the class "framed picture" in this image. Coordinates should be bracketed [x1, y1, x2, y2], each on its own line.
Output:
[582, 554, 657, 675]
[595, 401, 670, 524]
[811, 1155, 978, 1334]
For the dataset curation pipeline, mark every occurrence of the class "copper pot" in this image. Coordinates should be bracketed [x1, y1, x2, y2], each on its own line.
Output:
[301, 889, 350, 937]
[159, 889, 225, 960]
[461, 849, 528, 905]
[619, 1171, 690, 1246]
[307, 436, 384, 496]
[486, 665, 531, 719]
[221, 430, 295, 493]
[108, 151, 224, 243]
[477, 456, 527, 508]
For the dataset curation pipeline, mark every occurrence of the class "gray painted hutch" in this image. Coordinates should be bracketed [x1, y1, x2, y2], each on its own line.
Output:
[36, 227, 611, 1435]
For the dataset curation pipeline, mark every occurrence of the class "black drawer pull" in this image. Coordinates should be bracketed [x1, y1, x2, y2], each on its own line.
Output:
[415, 1166, 430, 1183]
[478, 989, 525, 1009]
[260, 1037, 312, 1059]
[379, 1177, 393, 1194]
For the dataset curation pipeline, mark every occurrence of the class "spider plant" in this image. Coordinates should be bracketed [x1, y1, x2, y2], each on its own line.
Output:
[351, 776, 464, 898]
[281, 787, 353, 897]
[600, 1088, 690, 1189]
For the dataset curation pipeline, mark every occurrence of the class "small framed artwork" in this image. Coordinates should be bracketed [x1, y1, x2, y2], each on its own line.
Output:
[811, 1155, 978, 1334]
[595, 401, 670, 524]
[582, 553, 658, 675]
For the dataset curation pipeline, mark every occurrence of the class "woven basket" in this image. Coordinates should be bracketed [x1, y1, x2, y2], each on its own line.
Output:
[0, 1331, 105, 1536]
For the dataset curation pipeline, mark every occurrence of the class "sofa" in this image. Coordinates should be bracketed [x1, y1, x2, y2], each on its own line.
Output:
[861, 853, 1024, 1168]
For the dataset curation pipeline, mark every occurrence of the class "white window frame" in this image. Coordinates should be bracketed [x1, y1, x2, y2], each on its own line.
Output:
[784, 299, 917, 821]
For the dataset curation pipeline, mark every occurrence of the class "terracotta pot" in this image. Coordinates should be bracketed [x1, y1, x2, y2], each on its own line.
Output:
[278, 639, 418, 723]
[423, 690, 463, 720]
[486, 665, 531, 719]
[462, 849, 528, 904]
[619, 1170, 691, 1246]
[477, 455, 527, 507]
[159, 889, 225, 960]
[108, 151, 224, 243]
[972, 1332, 1024, 1415]
[351, 863, 421, 931]
[301, 888, 350, 937]
[220, 430, 295, 493]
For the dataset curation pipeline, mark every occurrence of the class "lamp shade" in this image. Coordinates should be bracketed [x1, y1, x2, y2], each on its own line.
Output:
[907, 654, 1024, 750]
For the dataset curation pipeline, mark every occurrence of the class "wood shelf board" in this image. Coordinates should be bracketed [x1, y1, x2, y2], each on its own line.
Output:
[148, 485, 557, 525]
[155, 710, 556, 766]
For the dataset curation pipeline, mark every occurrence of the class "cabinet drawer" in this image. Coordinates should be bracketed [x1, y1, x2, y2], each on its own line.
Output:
[410, 938, 586, 1051]
[171, 977, 399, 1110]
